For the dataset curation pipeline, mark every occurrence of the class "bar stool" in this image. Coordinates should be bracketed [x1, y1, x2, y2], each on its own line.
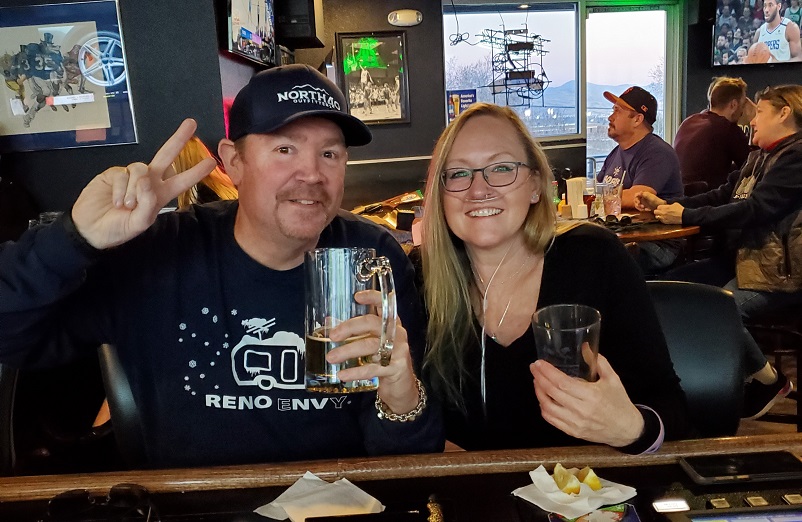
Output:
[745, 305, 802, 431]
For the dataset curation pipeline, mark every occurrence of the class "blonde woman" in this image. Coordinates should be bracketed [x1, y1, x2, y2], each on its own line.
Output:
[174, 136, 238, 209]
[421, 103, 689, 453]
[638, 84, 802, 419]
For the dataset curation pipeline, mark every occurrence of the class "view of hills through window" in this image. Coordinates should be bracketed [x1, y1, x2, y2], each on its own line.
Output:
[443, 8, 667, 162]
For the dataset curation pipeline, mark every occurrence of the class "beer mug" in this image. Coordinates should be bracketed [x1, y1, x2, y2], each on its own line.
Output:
[304, 248, 396, 393]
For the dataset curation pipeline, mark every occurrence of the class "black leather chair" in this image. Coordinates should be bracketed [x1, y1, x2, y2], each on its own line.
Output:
[647, 281, 745, 437]
[0, 364, 18, 475]
[98, 344, 148, 467]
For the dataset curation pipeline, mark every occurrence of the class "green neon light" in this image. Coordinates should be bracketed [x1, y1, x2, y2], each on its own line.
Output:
[342, 37, 389, 75]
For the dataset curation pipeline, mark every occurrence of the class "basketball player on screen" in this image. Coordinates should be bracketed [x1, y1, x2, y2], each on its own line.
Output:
[751, 0, 802, 62]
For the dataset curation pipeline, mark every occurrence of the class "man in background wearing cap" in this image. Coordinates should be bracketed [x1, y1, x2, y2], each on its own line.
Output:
[598, 86, 684, 273]
[0, 64, 443, 468]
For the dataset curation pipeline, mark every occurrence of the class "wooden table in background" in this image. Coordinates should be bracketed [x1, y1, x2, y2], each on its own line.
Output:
[616, 211, 700, 243]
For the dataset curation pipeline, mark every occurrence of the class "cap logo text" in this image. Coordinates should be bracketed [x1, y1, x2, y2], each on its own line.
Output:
[277, 83, 340, 110]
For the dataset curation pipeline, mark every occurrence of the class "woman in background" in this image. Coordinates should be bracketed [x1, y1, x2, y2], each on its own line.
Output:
[637, 84, 802, 419]
[174, 136, 238, 209]
[420, 103, 690, 453]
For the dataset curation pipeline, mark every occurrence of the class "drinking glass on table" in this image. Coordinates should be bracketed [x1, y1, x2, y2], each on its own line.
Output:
[304, 247, 396, 393]
[602, 183, 622, 218]
[531, 304, 601, 381]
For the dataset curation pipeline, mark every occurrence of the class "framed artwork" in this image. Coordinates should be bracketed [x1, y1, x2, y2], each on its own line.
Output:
[335, 31, 410, 125]
[0, 0, 137, 153]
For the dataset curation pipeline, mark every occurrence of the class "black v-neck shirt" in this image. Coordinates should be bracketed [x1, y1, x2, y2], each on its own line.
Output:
[440, 225, 690, 450]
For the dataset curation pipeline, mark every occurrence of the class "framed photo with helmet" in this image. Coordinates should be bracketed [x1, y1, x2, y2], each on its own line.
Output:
[335, 30, 411, 125]
[0, 0, 137, 153]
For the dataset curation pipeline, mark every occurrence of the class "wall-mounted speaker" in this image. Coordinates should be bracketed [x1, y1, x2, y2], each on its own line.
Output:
[275, 0, 325, 50]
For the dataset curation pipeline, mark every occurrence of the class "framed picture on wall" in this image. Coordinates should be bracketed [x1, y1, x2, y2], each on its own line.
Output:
[335, 31, 410, 125]
[0, 0, 137, 153]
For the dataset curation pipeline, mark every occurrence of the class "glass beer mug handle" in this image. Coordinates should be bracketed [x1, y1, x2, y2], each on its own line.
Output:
[365, 256, 396, 366]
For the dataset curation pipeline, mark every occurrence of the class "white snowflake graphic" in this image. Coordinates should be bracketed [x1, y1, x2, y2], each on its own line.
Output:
[179, 338, 183, 343]
[214, 385, 219, 390]
[184, 376, 189, 381]
[191, 391, 196, 396]
[179, 323, 187, 330]
[225, 333, 229, 338]
[191, 333, 197, 338]
[189, 360, 197, 368]
[202, 307, 209, 315]
[200, 374, 206, 379]
[213, 315, 218, 323]
[210, 362, 215, 366]
[184, 385, 191, 391]
[216, 351, 220, 356]
[231, 310, 238, 316]
[204, 342, 209, 346]
[223, 342, 229, 349]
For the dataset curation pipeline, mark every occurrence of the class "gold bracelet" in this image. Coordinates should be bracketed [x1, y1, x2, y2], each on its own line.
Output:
[375, 378, 427, 422]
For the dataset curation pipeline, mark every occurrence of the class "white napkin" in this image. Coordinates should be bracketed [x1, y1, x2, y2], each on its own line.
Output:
[255, 471, 384, 521]
[512, 465, 636, 519]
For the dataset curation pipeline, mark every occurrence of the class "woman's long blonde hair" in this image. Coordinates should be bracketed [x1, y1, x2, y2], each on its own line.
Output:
[421, 103, 569, 408]
[175, 136, 238, 210]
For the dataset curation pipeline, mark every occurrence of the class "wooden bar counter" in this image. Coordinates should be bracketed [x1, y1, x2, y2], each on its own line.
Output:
[2, 433, 801, 521]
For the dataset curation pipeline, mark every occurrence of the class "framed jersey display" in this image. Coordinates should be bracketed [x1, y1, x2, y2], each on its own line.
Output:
[335, 31, 410, 125]
[0, 0, 137, 153]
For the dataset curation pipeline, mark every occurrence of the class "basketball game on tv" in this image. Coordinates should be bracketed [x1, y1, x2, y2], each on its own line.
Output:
[713, 0, 802, 65]
[228, 0, 276, 67]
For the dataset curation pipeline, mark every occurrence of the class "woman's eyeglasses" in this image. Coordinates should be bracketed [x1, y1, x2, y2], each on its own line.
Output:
[441, 161, 529, 192]
[46, 483, 159, 521]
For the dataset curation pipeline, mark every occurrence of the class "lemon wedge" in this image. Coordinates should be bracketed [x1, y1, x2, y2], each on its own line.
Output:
[577, 466, 602, 491]
[552, 463, 582, 494]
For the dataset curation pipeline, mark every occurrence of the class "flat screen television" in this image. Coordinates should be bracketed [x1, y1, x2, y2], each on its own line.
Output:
[712, 0, 802, 66]
[228, 0, 277, 67]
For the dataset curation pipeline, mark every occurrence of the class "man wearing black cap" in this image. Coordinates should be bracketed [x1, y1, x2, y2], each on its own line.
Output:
[0, 64, 443, 468]
[598, 86, 684, 272]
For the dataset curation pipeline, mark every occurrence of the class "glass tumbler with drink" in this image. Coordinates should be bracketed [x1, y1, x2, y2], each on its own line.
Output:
[304, 248, 396, 393]
[531, 304, 601, 381]
[602, 183, 622, 218]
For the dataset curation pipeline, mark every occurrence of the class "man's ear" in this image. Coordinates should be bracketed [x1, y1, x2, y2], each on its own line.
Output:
[218, 138, 242, 186]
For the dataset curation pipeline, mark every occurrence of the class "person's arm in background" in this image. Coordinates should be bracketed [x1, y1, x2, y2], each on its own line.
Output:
[682, 148, 802, 228]
[782, 21, 802, 61]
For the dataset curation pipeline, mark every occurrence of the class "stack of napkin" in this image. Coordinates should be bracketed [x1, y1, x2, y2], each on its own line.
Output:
[513, 465, 637, 519]
[256, 472, 383, 521]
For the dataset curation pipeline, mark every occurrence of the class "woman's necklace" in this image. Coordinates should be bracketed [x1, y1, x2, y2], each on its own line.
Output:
[472, 252, 533, 342]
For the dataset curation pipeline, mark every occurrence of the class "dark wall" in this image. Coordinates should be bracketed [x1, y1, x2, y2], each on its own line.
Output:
[1, 0, 227, 211]
[685, 0, 802, 116]
[294, 0, 447, 209]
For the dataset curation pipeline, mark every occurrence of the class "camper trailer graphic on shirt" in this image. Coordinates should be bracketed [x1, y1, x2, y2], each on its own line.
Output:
[230, 317, 306, 390]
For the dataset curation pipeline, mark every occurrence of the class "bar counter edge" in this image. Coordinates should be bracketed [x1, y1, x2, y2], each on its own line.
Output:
[0, 433, 798, 502]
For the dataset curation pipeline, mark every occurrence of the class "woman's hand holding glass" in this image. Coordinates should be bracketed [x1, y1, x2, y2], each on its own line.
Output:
[327, 290, 420, 415]
[654, 203, 685, 224]
[530, 354, 645, 448]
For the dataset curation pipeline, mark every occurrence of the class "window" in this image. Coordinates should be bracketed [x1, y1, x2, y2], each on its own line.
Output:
[443, 4, 578, 139]
[443, 1, 682, 155]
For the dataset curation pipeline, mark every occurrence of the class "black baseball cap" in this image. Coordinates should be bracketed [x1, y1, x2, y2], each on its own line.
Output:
[603, 86, 658, 125]
[228, 64, 372, 146]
